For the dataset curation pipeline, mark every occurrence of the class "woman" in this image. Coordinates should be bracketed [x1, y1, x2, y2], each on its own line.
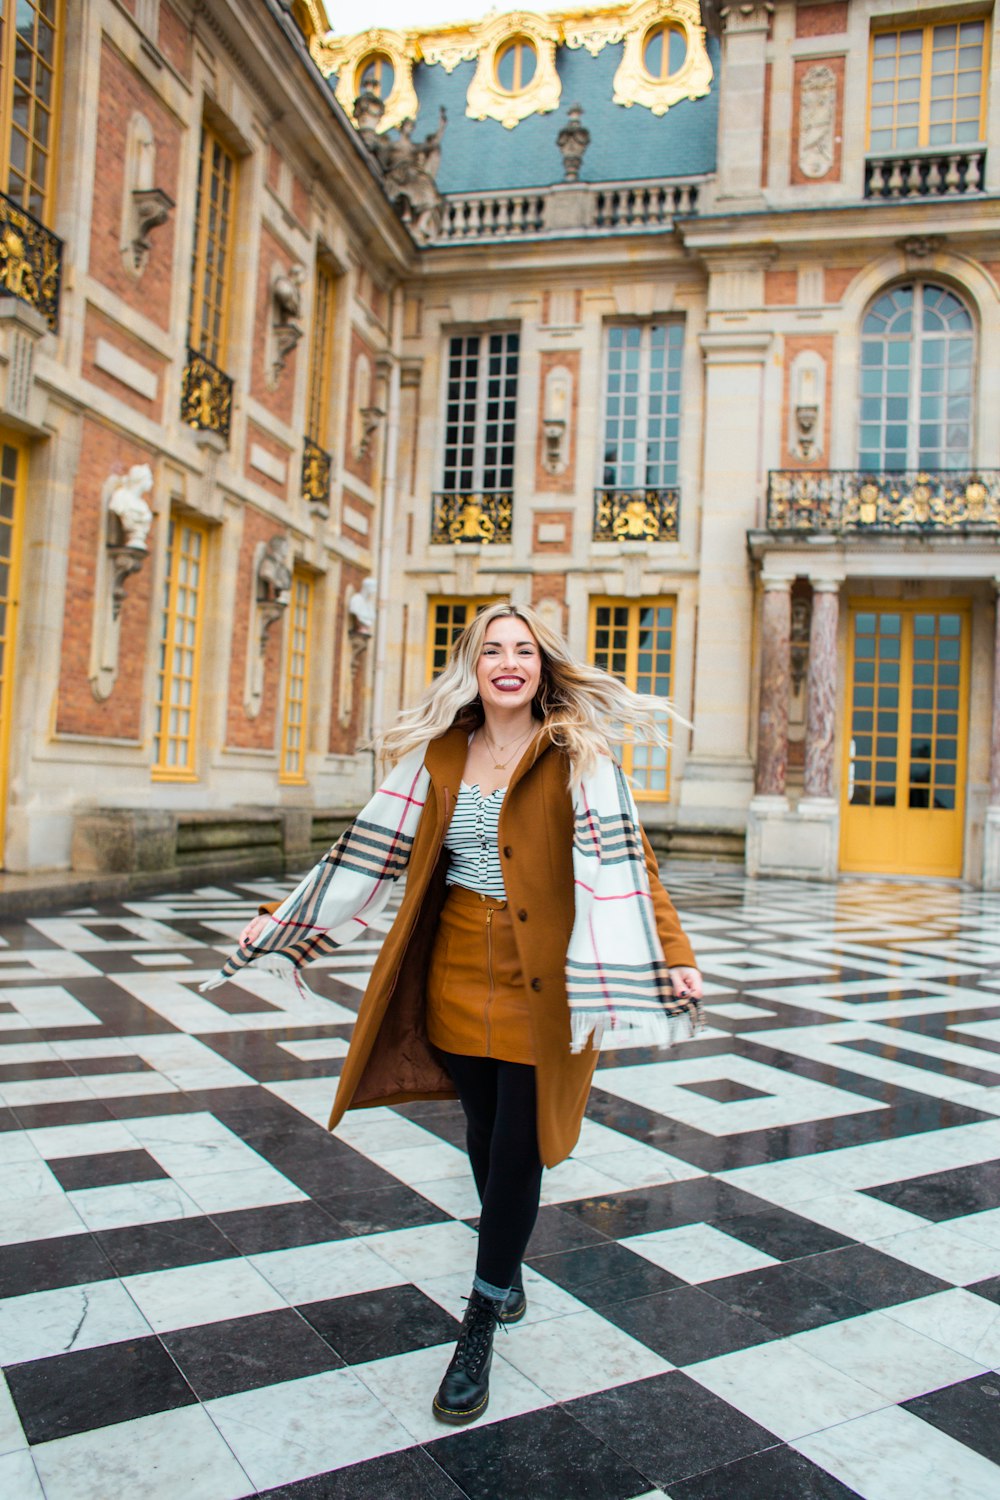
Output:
[206, 603, 701, 1426]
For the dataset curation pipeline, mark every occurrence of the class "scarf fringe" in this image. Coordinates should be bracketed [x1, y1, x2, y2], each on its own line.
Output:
[199, 953, 313, 998]
[569, 1002, 702, 1055]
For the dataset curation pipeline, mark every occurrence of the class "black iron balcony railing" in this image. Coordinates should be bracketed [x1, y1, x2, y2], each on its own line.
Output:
[864, 148, 985, 199]
[181, 346, 233, 442]
[767, 469, 1000, 533]
[431, 490, 513, 544]
[301, 436, 332, 509]
[593, 487, 680, 543]
[0, 188, 62, 331]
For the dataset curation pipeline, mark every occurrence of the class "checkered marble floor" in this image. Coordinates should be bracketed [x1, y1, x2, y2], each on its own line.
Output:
[2, 866, 1000, 1499]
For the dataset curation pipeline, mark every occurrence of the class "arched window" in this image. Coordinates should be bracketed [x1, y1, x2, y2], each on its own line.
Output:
[357, 52, 394, 98]
[859, 282, 974, 471]
[642, 23, 687, 80]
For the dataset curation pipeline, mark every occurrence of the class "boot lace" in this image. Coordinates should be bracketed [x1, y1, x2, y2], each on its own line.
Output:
[454, 1296, 505, 1376]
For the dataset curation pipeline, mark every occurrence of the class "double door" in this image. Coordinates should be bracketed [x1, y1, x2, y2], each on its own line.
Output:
[841, 602, 969, 878]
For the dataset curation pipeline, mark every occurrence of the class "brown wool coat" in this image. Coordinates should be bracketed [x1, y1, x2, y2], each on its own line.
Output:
[327, 725, 698, 1168]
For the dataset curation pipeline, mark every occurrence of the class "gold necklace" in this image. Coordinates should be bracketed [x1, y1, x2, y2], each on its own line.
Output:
[480, 725, 534, 771]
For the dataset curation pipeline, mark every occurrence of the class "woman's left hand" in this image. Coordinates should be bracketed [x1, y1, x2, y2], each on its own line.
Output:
[668, 966, 703, 1002]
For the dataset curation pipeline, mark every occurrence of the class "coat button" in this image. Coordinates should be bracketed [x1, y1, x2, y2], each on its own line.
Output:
[530, 977, 541, 991]
[517, 908, 527, 922]
[503, 845, 512, 858]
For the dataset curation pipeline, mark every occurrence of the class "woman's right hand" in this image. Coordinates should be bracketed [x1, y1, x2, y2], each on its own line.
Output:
[239, 913, 271, 948]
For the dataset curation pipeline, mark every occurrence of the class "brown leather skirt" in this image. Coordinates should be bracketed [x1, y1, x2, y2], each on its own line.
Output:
[425, 884, 536, 1065]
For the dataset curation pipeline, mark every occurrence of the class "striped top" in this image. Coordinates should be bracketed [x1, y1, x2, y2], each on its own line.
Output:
[444, 781, 507, 898]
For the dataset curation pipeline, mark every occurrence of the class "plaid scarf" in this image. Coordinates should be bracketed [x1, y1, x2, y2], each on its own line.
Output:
[202, 742, 699, 1052]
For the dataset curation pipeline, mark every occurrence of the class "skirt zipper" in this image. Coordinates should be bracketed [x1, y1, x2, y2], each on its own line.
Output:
[485, 903, 494, 1055]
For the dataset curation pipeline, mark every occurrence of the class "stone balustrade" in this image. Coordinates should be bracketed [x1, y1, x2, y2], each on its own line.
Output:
[437, 175, 706, 242]
[865, 148, 986, 199]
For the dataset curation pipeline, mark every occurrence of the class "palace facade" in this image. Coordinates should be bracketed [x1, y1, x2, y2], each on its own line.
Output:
[0, 0, 998, 888]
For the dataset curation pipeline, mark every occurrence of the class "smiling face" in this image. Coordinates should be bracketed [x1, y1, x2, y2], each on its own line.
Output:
[475, 613, 543, 716]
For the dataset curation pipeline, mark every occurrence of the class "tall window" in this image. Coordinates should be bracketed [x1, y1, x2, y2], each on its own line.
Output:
[153, 517, 207, 779]
[188, 125, 237, 366]
[868, 21, 988, 153]
[442, 332, 519, 493]
[602, 324, 683, 490]
[859, 283, 974, 470]
[280, 572, 313, 783]
[306, 258, 336, 447]
[426, 596, 500, 679]
[589, 598, 675, 800]
[0, 0, 63, 220]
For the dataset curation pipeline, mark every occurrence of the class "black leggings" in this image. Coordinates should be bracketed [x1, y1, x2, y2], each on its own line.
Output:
[438, 1051, 543, 1291]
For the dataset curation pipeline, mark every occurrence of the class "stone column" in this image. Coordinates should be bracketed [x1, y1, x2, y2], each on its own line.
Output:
[755, 576, 792, 797]
[984, 580, 1000, 887]
[803, 580, 840, 800]
[715, 4, 772, 205]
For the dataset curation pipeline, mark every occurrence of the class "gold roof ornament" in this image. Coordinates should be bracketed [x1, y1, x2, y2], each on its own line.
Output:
[313, 2, 713, 130]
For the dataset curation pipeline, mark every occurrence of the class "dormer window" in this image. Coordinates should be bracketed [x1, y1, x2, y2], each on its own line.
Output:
[357, 51, 395, 98]
[495, 36, 537, 94]
[642, 22, 687, 82]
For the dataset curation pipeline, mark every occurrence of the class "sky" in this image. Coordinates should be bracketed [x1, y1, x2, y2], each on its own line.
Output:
[331, 2, 549, 31]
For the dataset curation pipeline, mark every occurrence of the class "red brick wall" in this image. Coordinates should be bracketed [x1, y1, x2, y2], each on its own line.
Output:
[532, 510, 574, 554]
[245, 421, 291, 502]
[765, 269, 798, 306]
[267, 145, 282, 193]
[531, 572, 568, 633]
[56, 419, 157, 739]
[782, 333, 835, 468]
[795, 1, 848, 37]
[158, 3, 191, 77]
[534, 350, 580, 493]
[341, 490, 373, 548]
[824, 266, 860, 303]
[225, 510, 286, 750]
[329, 563, 365, 754]
[83, 305, 166, 421]
[343, 327, 378, 488]
[89, 39, 181, 332]
[291, 172, 311, 230]
[761, 61, 772, 188]
[790, 55, 845, 185]
[251, 224, 299, 424]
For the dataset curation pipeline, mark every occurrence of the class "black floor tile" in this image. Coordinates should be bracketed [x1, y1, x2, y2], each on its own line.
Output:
[566, 1372, 779, 1489]
[47, 1148, 169, 1191]
[795, 1243, 951, 1310]
[94, 1214, 237, 1276]
[0, 1231, 114, 1299]
[162, 1309, 343, 1400]
[969, 1275, 1000, 1306]
[668, 1442, 861, 1498]
[863, 1160, 1000, 1222]
[0, 1058, 74, 1083]
[316, 1182, 451, 1235]
[526, 1240, 684, 1307]
[299, 1284, 458, 1364]
[602, 1284, 777, 1365]
[525, 1204, 610, 1257]
[558, 1178, 765, 1240]
[259, 1445, 466, 1499]
[427, 1403, 654, 1500]
[11, 1098, 115, 1130]
[903, 1374, 1000, 1466]
[680, 1078, 772, 1103]
[705, 1263, 869, 1336]
[713, 1205, 855, 1260]
[211, 1198, 349, 1255]
[6, 1336, 196, 1443]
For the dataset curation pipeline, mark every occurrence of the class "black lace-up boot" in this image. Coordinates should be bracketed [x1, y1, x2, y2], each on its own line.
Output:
[432, 1289, 504, 1424]
[499, 1282, 526, 1324]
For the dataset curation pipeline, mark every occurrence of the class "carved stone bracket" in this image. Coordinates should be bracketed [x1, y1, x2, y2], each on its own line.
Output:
[269, 263, 305, 387]
[244, 535, 292, 719]
[129, 187, 174, 273]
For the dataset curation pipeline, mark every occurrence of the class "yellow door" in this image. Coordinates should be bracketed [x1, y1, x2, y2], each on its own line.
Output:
[0, 438, 27, 867]
[840, 602, 969, 878]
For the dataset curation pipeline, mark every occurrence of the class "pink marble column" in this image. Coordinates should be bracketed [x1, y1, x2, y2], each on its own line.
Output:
[991, 584, 1000, 807]
[755, 578, 792, 797]
[804, 580, 841, 800]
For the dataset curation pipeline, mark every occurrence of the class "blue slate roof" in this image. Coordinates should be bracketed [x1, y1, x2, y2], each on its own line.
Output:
[338, 36, 720, 192]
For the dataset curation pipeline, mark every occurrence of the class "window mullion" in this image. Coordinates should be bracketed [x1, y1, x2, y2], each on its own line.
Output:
[0, 13, 12, 200]
[909, 283, 922, 470]
[638, 330, 651, 490]
[919, 26, 933, 147]
[473, 335, 487, 491]
[189, 138, 211, 351]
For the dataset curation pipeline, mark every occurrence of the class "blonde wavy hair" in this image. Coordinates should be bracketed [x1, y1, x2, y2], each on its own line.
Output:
[378, 602, 686, 788]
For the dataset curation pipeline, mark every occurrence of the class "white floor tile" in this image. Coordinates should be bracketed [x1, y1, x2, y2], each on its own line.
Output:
[362, 1221, 479, 1283]
[883, 1289, 1000, 1367]
[205, 1368, 413, 1491]
[353, 1342, 550, 1445]
[32, 1404, 254, 1500]
[686, 1340, 887, 1442]
[122, 1257, 286, 1333]
[250, 1236, 407, 1305]
[622, 1222, 779, 1283]
[68, 1179, 203, 1233]
[0, 1449, 44, 1497]
[877, 1223, 1000, 1285]
[0, 1280, 151, 1366]
[793, 1403, 1000, 1500]
[947, 1206, 1000, 1250]
[264, 1077, 340, 1125]
[0, 1193, 87, 1247]
[25, 1120, 137, 1159]
[498, 1307, 671, 1401]
[790, 1309, 987, 1402]
[176, 1166, 306, 1215]
[406, 1173, 481, 1219]
[789, 1190, 930, 1243]
[0, 1372, 27, 1455]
